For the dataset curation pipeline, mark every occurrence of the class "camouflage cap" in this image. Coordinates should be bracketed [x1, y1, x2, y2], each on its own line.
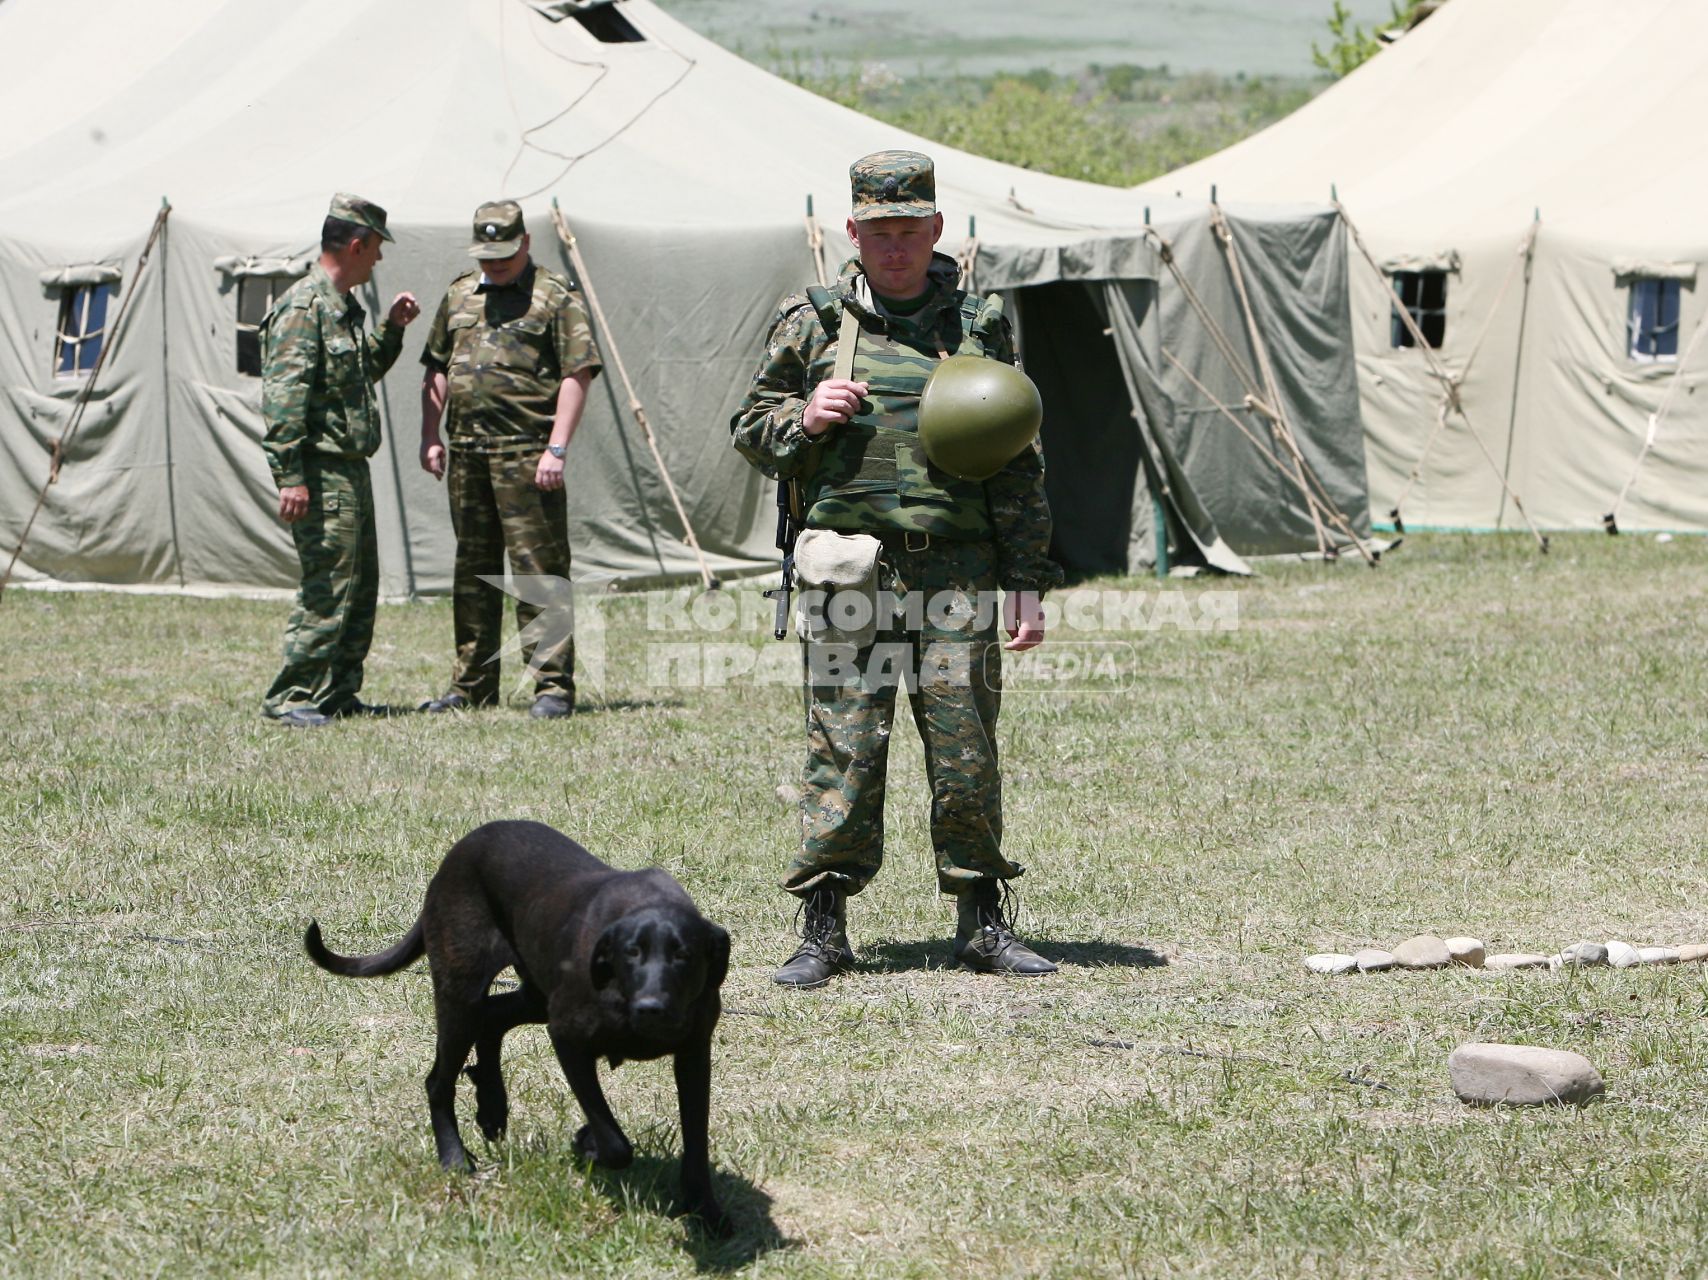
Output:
[850, 150, 936, 221]
[327, 192, 394, 243]
[469, 200, 527, 260]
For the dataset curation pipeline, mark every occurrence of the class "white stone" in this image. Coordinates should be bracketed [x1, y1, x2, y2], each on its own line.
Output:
[1548, 953, 1565, 971]
[1354, 948, 1396, 973]
[1677, 943, 1708, 963]
[774, 783, 802, 806]
[1637, 946, 1680, 965]
[1445, 937, 1486, 968]
[1392, 935, 1452, 969]
[1560, 942, 1609, 967]
[1606, 940, 1641, 969]
[1449, 1043, 1605, 1107]
[1484, 953, 1551, 972]
[1305, 953, 1357, 975]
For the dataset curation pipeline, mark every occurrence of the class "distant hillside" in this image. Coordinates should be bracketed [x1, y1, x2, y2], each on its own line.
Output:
[652, 0, 1396, 78]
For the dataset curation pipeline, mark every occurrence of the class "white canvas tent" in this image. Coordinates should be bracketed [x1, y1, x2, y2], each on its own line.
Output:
[1140, 0, 1708, 535]
[0, 0, 1368, 597]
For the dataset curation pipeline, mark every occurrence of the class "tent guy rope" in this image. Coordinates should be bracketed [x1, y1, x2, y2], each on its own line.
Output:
[1602, 306, 1708, 534]
[2, 200, 172, 603]
[548, 199, 718, 592]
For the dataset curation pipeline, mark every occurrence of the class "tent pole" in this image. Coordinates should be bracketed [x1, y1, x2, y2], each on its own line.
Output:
[549, 199, 718, 591]
[158, 197, 186, 588]
[1495, 209, 1540, 531]
[364, 279, 417, 601]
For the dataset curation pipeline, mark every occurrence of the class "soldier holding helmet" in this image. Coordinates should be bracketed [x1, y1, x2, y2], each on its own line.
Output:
[731, 150, 1063, 987]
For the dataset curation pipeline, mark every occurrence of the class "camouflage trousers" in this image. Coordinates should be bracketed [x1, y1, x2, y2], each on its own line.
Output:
[262, 458, 378, 717]
[445, 446, 574, 703]
[786, 534, 1024, 899]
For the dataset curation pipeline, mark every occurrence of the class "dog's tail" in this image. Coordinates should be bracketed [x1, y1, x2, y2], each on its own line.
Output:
[304, 917, 425, 978]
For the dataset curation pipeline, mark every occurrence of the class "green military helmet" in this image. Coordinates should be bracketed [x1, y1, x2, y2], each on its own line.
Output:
[917, 355, 1043, 481]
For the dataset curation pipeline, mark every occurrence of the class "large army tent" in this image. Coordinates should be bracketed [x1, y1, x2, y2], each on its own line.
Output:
[1140, 0, 1708, 535]
[0, 0, 1367, 597]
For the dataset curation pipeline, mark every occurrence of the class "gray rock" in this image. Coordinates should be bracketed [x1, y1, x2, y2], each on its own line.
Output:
[1305, 953, 1357, 975]
[1448, 1043, 1605, 1107]
[774, 783, 802, 806]
[1354, 948, 1396, 973]
[1484, 952, 1551, 972]
[1392, 935, 1452, 969]
[1678, 943, 1708, 963]
[1560, 942, 1609, 967]
[1637, 946, 1680, 965]
[1445, 936, 1486, 968]
[1606, 940, 1641, 969]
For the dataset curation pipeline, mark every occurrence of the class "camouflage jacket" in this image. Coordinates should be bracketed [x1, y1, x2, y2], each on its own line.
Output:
[259, 264, 404, 488]
[731, 253, 1062, 593]
[420, 261, 602, 452]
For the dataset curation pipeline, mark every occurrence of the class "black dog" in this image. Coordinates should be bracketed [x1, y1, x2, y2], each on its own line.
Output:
[304, 820, 732, 1233]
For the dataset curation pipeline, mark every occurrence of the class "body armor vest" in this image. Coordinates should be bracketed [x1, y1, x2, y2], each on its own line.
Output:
[799, 287, 996, 540]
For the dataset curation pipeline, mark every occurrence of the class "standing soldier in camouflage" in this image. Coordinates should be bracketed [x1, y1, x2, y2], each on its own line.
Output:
[260, 193, 419, 728]
[731, 151, 1064, 987]
[417, 200, 603, 719]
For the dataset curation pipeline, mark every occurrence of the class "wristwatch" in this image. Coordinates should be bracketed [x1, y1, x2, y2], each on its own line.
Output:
[547, 444, 567, 459]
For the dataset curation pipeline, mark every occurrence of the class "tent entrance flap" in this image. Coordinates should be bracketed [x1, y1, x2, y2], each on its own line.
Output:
[1017, 280, 1248, 578]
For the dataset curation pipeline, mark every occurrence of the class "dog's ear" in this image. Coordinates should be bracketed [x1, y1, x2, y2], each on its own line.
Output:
[590, 923, 621, 990]
[700, 920, 731, 991]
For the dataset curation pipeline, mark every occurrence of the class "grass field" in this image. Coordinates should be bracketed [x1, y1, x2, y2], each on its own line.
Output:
[5, 532, 1708, 1278]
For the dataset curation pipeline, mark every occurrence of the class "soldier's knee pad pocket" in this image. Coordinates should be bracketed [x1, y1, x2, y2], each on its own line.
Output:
[794, 529, 882, 650]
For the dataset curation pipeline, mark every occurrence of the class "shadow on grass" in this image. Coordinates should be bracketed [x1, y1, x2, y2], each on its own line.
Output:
[859, 937, 1169, 973]
[585, 1153, 793, 1272]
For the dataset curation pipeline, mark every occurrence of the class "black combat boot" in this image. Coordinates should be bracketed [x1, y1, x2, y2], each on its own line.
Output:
[772, 886, 854, 989]
[954, 880, 1058, 975]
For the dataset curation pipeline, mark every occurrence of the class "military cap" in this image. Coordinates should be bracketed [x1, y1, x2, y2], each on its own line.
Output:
[850, 150, 936, 221]
[469, 200, 527, 260]
[327, 192, 394, 243]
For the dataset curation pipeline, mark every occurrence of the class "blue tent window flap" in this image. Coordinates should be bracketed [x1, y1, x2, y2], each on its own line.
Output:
[1389, 269, 1447, 349]
[55, 282, 115, 377]
[1628, 278, 1680, 362]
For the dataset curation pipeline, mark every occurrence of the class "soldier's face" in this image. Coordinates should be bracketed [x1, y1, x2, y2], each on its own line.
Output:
[848, 213, 943, 300]
[343, 233, 381, 287]
[482, 234, 532, 287]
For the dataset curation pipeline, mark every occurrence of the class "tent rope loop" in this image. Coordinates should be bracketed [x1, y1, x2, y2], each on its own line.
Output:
[548, 199, 718, 592]
[3, 201, 172, 602]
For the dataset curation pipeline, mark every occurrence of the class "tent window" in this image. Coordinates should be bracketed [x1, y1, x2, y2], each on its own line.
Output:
[236, 276, 297, 377]
[1628, 278, 1681, 363]
[570, 6, 644, 42]
[54, 283, 116, 377]
[1389, 270, 1447, 349]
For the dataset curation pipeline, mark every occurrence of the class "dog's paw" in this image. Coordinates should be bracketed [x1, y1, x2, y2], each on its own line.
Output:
[476, 1112, 508, 1143]
[573, 1124, 634, 1170]
[673, 1194, 735, 1238]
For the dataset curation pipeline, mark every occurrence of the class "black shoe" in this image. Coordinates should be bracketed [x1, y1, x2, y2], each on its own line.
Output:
[420, 692, 482, 713]
[529, 694, 573, 719]
[275, 707, 331, 728]
[772, 887, 854, 989]
[954, 881, 1058, 976]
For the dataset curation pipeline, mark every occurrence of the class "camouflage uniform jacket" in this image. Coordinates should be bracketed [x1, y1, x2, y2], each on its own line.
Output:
[419, 262, 603, 453]
[731, 253, 1062, 593]
[259, 264, 404, 488]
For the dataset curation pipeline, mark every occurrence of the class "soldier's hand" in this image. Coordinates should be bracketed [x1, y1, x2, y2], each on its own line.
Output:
[535, 450, 565, 492]
[278, 484, 310, 524]
[388, 292, 421, 327]
[421, 440, 446, 480]
[802, 379, 868, 436]
[1003, 590, 1045, 652]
